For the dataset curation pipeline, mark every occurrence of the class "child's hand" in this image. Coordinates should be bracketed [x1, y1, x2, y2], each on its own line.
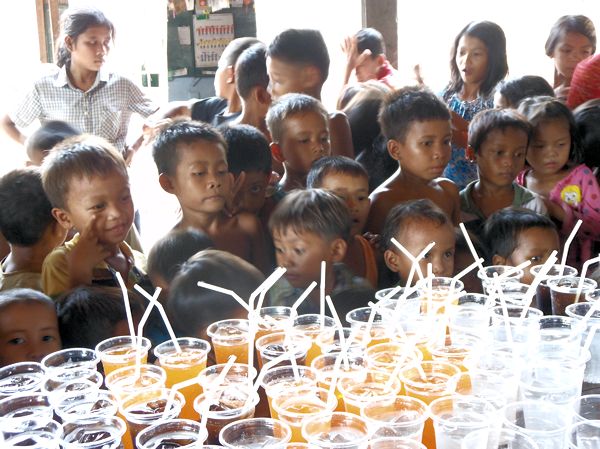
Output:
[224, 171, 247, 217]
[341, 36, 359, 70]
[554, 84, 570, 102]
[363, 232, 382, 251]
[68, 215, 112, 287]
[544, 198, 566, 221]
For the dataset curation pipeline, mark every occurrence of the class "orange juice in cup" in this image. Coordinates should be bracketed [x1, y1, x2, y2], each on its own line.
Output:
[255, 331, 311, 369]
[261, 365, 318, 419]
[338, 370, 401, 415]
[292, 315, 335, 366]
[95, 336, 151, 375]
[416, 277, 464, 315]
[254, 306, 296, 341]
[346, 307, 392, 347]
[207, 319, 249, 364]
[365, 341, 423, 376]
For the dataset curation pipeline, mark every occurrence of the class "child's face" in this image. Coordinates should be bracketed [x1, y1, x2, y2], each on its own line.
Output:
[233, 170, 270, 214]
[551, 32, 594, 81]
[167, 141, 233, 215]
[476, 127, 527, 187]
[496, 226, 560, 284]
[385, 219, 456, 284]
[355, 55, 382, 82]
[0, 302, 61, 366]
[392, 120, 451, 182]
[526, 118, 571, 176]
[278, 112, 331, 175]
[319, 172, 370, 236]
[266, 56, 308, 100]
[455, 35, 489, 87]
[272, 228, 345, 289]
[59, 170, 134, 247]
[69, 26, 112, 73]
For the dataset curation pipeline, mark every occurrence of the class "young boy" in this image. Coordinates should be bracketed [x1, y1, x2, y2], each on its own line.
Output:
[40, 135, 147, 297]
[365, 86, 460, 234]
[0, 168, 67, 292]
[0, 288, 61, 366]
[381, 199, 456, 285]
[307, 156, 377, 287]
[25, 120, 80, 166]
[268, 189, 373, 316]
[152, 119, 269, 273]
[266, 93, 331, 193]
[483, 208, 560, 286]
[460, 109, 547, 237]
[266, 28, 354, 158]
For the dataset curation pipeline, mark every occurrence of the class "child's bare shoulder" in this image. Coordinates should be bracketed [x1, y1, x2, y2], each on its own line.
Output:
[225, 212, 262, 237]
[437, 177, 460, 198]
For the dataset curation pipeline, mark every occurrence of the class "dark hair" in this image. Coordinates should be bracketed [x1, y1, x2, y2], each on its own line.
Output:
[220, 124, 272, 175]
[495, 76, 555, 108]
[574, 99, 600, 168]
[56, 8, 115, 68]
[483, 208, 557, 262]
[468, 108, 532, 154]
[147, 228, 214, 283]
[379, 86, 450, 142]
[168, 250, 264, 336]
[446, 21, 508, 99]
[545, 15, 596, 57]
[0, 288, 54, 310]
[41, 135, 128, 209]
[307, 156, 368, 188]
[26, 121, 80, 160]
[267, 29, 330, 83]
[235, 43, 268, 100]
[56, 286, 144, 349]
[381, 199, 451, 251]
[266, 93, 329, 143]
[269, 189, 352, 242]
[455, 228, 489, 266]
[356, 28, 385, 57]
[0, 168, 55, 246]
[219, 37, 261, 68]
[517, 97, 582, 164]
[152, 119, 227, 176]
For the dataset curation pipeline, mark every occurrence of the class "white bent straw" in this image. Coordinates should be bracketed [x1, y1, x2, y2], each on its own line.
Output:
[325, 294, 349, 370]
[251, 267, 287, 312]
[320, 261, 326, 331]
[517, 251, 558, 322]
[198, 355, 237, 440]
[291, 281, 318, 315]
[115, 272, 136, 341]
[575, 255, 600, 303]
[134, 285, 181, 353]
[197, 281, 251, 312]
[133, 287, 162, 378]
[391, 238, 435, 281]
[458, 223, 487, 274]
[560, 219, 583, 275]
[492, 273, 514, 347]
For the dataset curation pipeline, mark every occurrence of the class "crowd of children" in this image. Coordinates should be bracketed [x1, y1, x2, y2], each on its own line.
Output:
[0, 6, 600, 370]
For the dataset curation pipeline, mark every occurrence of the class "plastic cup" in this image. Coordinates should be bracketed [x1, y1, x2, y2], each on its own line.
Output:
[254, 306, 297, 340]
[154, 337, 211, 420]
[272, 386, 337, 443]
[462, 350, 520, 405]
[293, 315, 336, 365]
[198, 362, 257, 391]
[365, 341, 423, 374]
[262, 365, 318, 419]
[490, 305, 543, 326]
[0, 393, 52, 422]
[416, 277, 464, 314]
[338, 370, 401, 415]
[104, 364, 167, 400]
[286, 444, 319, 449]
[360, 395, 428, 441]
[95, 336, 151, 375]
[448, 294, 492, 340]
[519, 360, 584, 407]
[429, 395, 496, 449]
[531, 264, 578, 315]
[255, 331, 311, 368]
[41, 348, 99, 372]
[478, 265, 524, 293]
[346, 307, 392, 347]
[135, 418, 209, 448]
[574, 395, 600, 423]
[501, 400, 570, 449]
[219, 417, 292, 448]
[207, 319, 250, 365]
[450, 370, 510, 410]
[370, 437, 427, 449]
[537, 316, 584, 355]
[60, 416, 126, 449]
[566, 302, 600, 383]
[587, 289, 600, 304]
[568, 420, 600, 448]
[0, 362, 45, 400]
[301, 412, 370, 448]
[0, 418, 61, 449]
[375, 287, 409, 302]
[54, 389, 118, 423]
[43, 368, 103, 402]
[428, 334, 482, 371]
[316, 327, 363, 355]
[548, 276, 597, 316]
[460, 428, 539, 449]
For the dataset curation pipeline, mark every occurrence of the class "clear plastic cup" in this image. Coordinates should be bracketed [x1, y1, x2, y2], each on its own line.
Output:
[255, 331, 311, 368]
[0, 362, 45, 399]
[573, 395, 600, 423]
[428, 334, 482, 371]
[104, 364, 167, 399]
[429, 395, 496, 449]
[586, 289, 600, 304]
[95, 336, 151, 375]
[301, 412, 370, 448]
[254, 306, 297, 340]
[135, 418, 208, 448]
[219, 417, 292, 448]
[462, 349, 520, 405]
[41, 348, 99, 372]
[60, 416, 126, 449]
[519, 360, 584, 407]
[43, 368, 103, 402]
[566, 302, 600, 383]
[490, 305, 543, 326]
[338, 370, 401, 415]
[450, 370, 510, 410]
[370, 437, 427, 449]
[0, 393, 52, 422]
[1, 418, 61, 449]
[206, 319, 250, 365]
[375, 287, 408, 302]
[460, 428, 539, 449]
[316, 327, 363, 355]
[198, 362, 257, 390]
[548, 276, 597, 316]
[531, 264, 578, 315]
[567, 420, 600, 448]
[478, 266, 524, 293]
[365, 341, 423, 374]
[360, 395, 428, 441]
[346, 307, 392, 347]
[292, 315, 336, 365]
[262, 365, 318, 419]
[416, 277, 464, 314]
[54, 389, 118, 423]
[537, 316, 584, 355]
[448, 294, 492, 340]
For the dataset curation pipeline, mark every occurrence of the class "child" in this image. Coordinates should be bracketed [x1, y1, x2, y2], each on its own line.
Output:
[0, 288, 61, 366]
[0, 168, 67, 292]
[381, 199, 456, 286]
[365, 86, 460, 235]
[568, 55, 600, 109]
[483, 208, 560, 286]
[152, 119, 269, 273]
[25, 120, 80, 166]
[307, 156, 377, 287]
[266, 28, 354, 158]
[494, 76, 555, 109]
[517, 97, 599, 266]
[460, 108, 547, 236]
[442, 21, 508, 189]
[454, 230, 488, 294]
[545, 15, 596, 101]
[41, 135, 147, 297]
[168, 249, 264, 340]
[146, 228, 213, 300]
[266, 93, 331, 193]
[56, 286, 144, 350]
[574, 99, 600, 169]
[268, 189, 373, 316]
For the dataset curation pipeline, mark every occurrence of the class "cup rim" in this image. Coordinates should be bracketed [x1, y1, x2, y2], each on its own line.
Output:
[41, 348, 99, 370]
[219, 417, 292, 447]
[301, 411, 370, 448]
[135, 418, 208, 448]
[360, 394, 429, 426]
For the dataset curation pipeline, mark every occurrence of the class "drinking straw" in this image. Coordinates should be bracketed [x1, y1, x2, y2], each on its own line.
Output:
[492, 273, 514, 346]
[198, 355, 237, 440]
[384, 339, 418, 390]
[133, 287, 162, 379]
[325, 294, 349, 370]
[574, 255, 600, 303]
[392, 242, 437, 315]
[458, 223, 487, 274]
[290, 281, 318, 315]
[560, 219, 583, 275]
[325, 326, 362, 403]
[320, 261, 326, 331]
[134, 284, 181, 353]
[517, 251, 558, 322]
[197, 282, 251, 312]
[391, 238, 435, 281]
[250, 267, 287, 312]
[115, 272, 136, 342]
[427, 263, 434, 316]
[247, 319, 257, 393]
[583, 324, 600, 355]
[251, 352, 292, 395]
[449, 257, 485, 294]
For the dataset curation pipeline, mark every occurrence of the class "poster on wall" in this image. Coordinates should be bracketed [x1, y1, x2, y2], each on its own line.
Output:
[193, 13, 234, 68]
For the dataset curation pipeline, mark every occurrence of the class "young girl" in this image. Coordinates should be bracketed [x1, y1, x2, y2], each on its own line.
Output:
[442, 21, 509, 190]
[517, 97, 600, 266]
[545, 15, 596, 101]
